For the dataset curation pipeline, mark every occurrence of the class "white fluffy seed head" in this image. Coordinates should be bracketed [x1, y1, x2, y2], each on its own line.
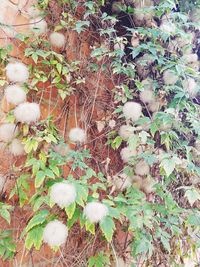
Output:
[0, 123, 18, 142]
[148, 100, 160, 112]
[120, 146, 137, 163]
[119, 125, 135, 140]
[84, 202, 108, 223]
[5, 62, 29, 83]
[141, 78, 154, 90]
[143, 177, 156, 194]
[182, 53, 198, 64]
[195, 140, 200, 151]
[131, 35, 140, 47]
[111, 1, 123, 14]
[49, 32, 66, 48]
[182, 78, 198, 98]
[69, 127, 86, 143]
[29, 17, 47, 35]
[160, 20, 176, 34]
[50, 182, 76, 208]
[5, 85, 26, 105]
[122, 102, 142, 122]
[135, 160, 150, 176]
[27, 6, 41, 18]
[9, 139, 25, 156]
[113, 173, 132, 191]
[140, 89, 154, 104]
[53, 143, 70, 157]
[163, 69, 178, 85]
[14, 102, 40, 124]
[108, 119, 116, 129]
[43, 220, 68, 247]
[0, 175, 6, 192]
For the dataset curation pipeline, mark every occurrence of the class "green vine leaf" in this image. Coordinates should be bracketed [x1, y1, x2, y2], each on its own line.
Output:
[35, 171, 46, 188]
[25, 210, 49, 232]
[100, 217, 115, 242]
[25, 225, 44, 250]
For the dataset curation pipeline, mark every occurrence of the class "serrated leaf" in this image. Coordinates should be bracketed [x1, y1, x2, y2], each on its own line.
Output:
[25, 210, 49, 232]
[65, 202, 76, 219]
[35, 171, 46, 188]
[161, 158, 175, 177]
[67, 208, 80, 229]
[185, 188, 200, 206]
[45, 169, 55, 179]
[49, 165, 60, 176]
[25, 225, 44, 250]
[0, 209, 11, 224]
[85, 220, 95, 235]
[100, 217, 115, 242]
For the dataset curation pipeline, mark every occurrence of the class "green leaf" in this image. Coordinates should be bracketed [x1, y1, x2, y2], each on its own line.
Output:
[85, 220, 95, 235]
[65, 202, 76, 219]
[100, 217, 115, 242]
[75, 21, 90, 34]
[112, 136, 122, 149]
[49, 165, 60, 176]
[161, 158, 175, 177]
[185, 188, 200, 206]
[88, 251, 110, 267]
[76, 184, 88, 206]
[67, 208, 81, 229]
[0, 209, 11, 224]
[35, 171, 46, 188]
[45, 168, 55, 179]
[32, 53, 38, 64]
[25, 225, 44, 250]
[25, 210, 49, 232]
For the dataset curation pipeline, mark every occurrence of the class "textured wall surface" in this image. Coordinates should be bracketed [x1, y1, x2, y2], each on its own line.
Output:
[0, 1, 115, 266]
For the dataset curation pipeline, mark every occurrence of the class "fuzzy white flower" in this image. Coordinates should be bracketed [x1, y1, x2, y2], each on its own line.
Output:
[118, 125, 134, 140]
[182, 53, 198, 64]
[43, 220, 68, 247]
[122, 102, 142, 122]
[108, 119, 116, 129]
[141, 78, 154, 90]
[14, 102, 40, 124]
[84, 201, 108, 223]
[69, 127, 86, 143]
[195, 140, 200, 151]
[29, 17, 47, 35]
[53, 143, 70, 157]
[0, 123, 18, 142]
[176, 33, 194, 48]
[50, 182, 76, 208]
[5, 62, 29, 83]
[114, 42, 125, 51]
[113, 173, 132, 191]
[135, 160, 150, 176]
[120, 146, 137, 163]
[140, 89, 154, 104]
[131, 35, 140, 48]
[133, 0, 154, 21]
[4, 85, 26, 105]
[111, 1, 123, 14]
[142, 177, 156, 194]
[9, 139, 25, 156]
[148, 100, 160, 112]
[0, 175, 6, 192]
[160, 16, 176, 34]
[163, 69, 178, 85]
[182, 78, 198, 98]
[49, 32, 66, 48]
[27, 6, 41, 18]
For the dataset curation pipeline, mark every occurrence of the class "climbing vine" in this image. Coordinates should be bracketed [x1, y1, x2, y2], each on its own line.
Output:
[0, 0, 200, 266]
